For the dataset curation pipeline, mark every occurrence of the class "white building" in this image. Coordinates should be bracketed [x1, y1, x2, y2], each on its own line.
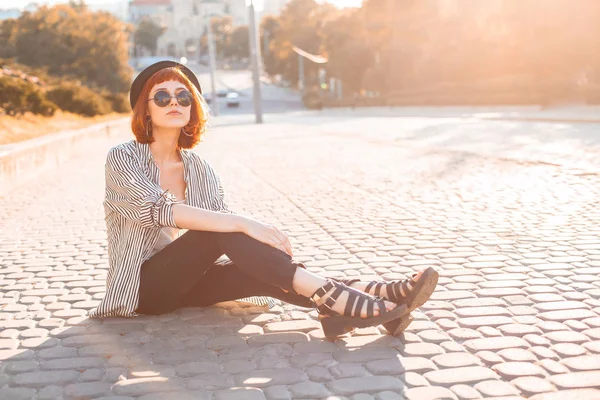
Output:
[128, 0, 289, 59]
[129, 0, 172, 28]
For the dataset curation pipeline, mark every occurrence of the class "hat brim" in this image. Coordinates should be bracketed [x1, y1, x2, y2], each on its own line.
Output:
[129, 60, 202, 110]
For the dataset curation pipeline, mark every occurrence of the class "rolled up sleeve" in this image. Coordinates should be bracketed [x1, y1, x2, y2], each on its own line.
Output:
[104, 147, 179, 229]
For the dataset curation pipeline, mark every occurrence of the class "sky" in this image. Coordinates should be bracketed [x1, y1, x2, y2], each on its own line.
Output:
[7, 0, 363, 11]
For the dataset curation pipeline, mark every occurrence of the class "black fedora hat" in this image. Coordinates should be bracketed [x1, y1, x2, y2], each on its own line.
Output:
[129, 60, 202, 110]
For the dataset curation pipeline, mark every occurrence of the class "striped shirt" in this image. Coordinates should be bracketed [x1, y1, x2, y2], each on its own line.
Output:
[88, 139, 275, 318]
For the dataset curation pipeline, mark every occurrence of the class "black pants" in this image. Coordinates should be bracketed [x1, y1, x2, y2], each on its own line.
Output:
[136, 230, 314, 315]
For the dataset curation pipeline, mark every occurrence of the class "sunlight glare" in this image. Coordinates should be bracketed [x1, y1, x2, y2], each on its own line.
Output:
[322, 0, 363, 8]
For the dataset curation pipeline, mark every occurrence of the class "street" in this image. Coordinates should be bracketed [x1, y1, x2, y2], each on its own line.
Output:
[1, 109, 599, 399]
[191, 64, 304, 116]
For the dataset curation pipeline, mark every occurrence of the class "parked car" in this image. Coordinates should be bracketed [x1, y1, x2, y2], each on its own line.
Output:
[302, 87, 323, 110]
[226, 92, 240, 108]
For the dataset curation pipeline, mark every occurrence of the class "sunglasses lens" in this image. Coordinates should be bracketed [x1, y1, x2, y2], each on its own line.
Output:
[177, 90, 192, 107]
[153, 90, 171, 107]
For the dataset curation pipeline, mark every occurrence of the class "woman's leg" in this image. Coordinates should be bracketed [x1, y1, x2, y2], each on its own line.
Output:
[177, 258, 314, 309]
[211, 231, 398, 317]
[136, 230, 223, 315]
[136, 229, 397, 318]
[136, 229, 311, 315]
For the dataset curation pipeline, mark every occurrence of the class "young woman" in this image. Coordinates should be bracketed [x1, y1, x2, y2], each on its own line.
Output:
[88, 61, 439, 339]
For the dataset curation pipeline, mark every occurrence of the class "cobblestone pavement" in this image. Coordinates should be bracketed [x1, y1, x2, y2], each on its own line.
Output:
[1, 114, 600, 400]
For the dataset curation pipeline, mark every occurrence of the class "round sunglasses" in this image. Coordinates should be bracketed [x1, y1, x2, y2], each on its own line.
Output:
[148, 89, 193, 107]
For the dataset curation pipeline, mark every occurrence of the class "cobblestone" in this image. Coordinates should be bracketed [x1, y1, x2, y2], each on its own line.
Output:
[4, 360, 39, 374]
[511, 376, 556, 396]
[549, 371, 600, 389]
[329, 363, 369, 378]
[474, 380, 521, 397]
[262, 385, 290, 400]
[538, 359, 569, 374]
[450, 384, 482, 399]
[327, 376, 405, 395]
[424, 366, 499, 386]
[64, 382, 113, 398]
[493, 362, 547, 379]
[463, 337, 529, 352]
[0, 388, 37, 400]
[32, 384, 62, 399]
[365, 356, 436, 375]
[529, 389, 600, 399]
[290, 381, 332, 398]
[404, 386, 457, 400]
[188, 373, 235, 390]
[215, 387, 266, 400]
[561, 354, 600, 371]
[138, 391, 212, 400]
[432, 353, 481, 369]
[11, 370, 80, 388]
[333, 348, 399, 363]
[111, 377, 185, 396]
[236, 368, 308, 388]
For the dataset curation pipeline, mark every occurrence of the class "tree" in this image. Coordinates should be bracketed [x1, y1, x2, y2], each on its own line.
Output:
[211, 15, 233, 58]
[12, 4, 133, 93]
[265, 0, 335, 85]
[134, 17, 165, 57]
[0, 19, 18, 59]
[255, 0, 600, 104]
[226, 25, 249, 60]
[260, 15, 280, 76]
[322, 9, 374, 94]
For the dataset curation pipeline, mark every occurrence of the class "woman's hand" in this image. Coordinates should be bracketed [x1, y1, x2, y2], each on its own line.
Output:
[242, 218, 293, 257]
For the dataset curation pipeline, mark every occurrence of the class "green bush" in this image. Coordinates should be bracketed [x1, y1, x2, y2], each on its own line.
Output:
[26, 90, 58, 116]
[47, 82, 112, 117]
[0, 75, 57, 116]
[0, 76, 28, 115]
[102, 92, 130, 113]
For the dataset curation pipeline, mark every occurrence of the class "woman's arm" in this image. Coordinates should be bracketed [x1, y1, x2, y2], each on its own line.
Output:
[172, 204, 245, 232]
[173, 205, 292, 256]
[104, 146, 292, 254]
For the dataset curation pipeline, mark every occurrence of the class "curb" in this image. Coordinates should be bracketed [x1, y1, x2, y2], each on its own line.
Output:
[480, 116, 600, 124]
[314, 106, 600, 125]
[0, 117, 130, 196]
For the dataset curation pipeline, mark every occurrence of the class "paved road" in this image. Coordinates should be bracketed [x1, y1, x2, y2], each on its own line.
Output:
[1, 111, 599, 399]
[191, 65, 304, 116]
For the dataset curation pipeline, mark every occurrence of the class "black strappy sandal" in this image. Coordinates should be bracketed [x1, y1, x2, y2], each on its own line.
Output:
[333, 266, 439, 336]
[310, 280, 409, 339]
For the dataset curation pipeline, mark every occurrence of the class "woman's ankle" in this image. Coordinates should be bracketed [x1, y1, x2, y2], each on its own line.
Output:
[291, 267, 328, 298]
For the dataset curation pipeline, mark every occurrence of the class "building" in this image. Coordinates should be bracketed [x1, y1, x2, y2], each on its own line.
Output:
[128, 0, 289, 60]
[129, 0, 172, 27]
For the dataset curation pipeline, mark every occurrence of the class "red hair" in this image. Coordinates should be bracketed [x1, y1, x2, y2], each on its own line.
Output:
[131, 67, 208, 149]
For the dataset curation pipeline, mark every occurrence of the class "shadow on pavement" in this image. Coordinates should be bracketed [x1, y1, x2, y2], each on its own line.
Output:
[1, 303, 412, 398]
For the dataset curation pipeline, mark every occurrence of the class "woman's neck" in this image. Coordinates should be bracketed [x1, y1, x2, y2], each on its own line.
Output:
[149, 127, 181, 164]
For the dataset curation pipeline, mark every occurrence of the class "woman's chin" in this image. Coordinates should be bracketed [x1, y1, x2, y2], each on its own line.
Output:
[154, 121, 188, 130]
